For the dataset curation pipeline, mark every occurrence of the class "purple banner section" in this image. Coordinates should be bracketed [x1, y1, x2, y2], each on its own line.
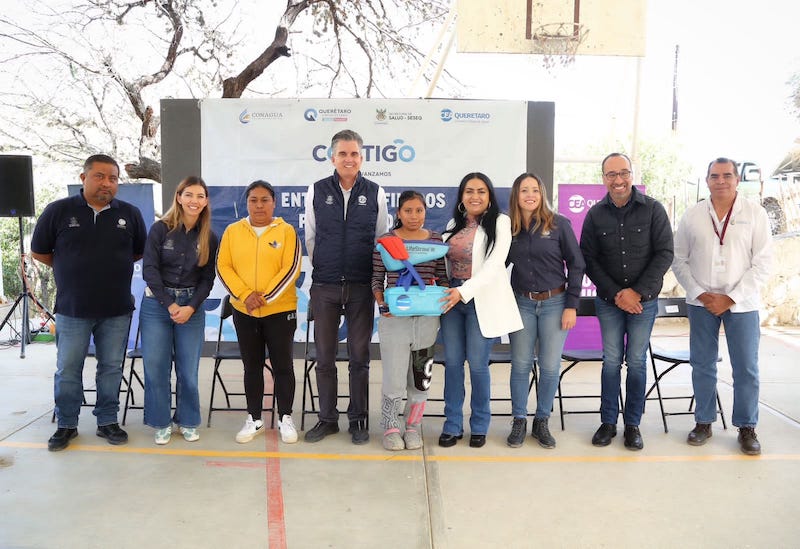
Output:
[558, 184, 606, 350]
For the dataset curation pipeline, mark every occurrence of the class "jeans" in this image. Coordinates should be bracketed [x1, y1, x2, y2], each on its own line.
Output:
[141, 290, 205, 429]
[688, 305, 760, 427]
[594, 297, 658, 426]
[509, 293, 568, 419]
[440, 299, 493, 436]
[310, 282, 374, 422]
[54, 313, 131, 428]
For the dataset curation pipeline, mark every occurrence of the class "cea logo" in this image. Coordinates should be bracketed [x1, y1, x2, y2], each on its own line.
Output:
[568, 195, 600, 214]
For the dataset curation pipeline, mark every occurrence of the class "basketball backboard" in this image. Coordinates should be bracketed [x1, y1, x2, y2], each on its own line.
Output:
[457, 0, 647, 57]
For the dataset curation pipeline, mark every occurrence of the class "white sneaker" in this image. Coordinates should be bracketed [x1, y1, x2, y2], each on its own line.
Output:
[235, 414, 264, 444]
[180, 426, 200, 442]
[277, 414, 298, 444]
[154, 426, 172, 445]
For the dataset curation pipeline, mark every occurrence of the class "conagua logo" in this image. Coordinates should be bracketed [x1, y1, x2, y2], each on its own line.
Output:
[239, 108, 283, 124]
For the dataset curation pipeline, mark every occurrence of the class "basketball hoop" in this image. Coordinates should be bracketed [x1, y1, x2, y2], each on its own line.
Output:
[530, 22, 588, 71]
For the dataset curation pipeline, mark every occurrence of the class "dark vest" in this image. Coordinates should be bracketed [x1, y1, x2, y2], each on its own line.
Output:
[311, 173, 379, 284]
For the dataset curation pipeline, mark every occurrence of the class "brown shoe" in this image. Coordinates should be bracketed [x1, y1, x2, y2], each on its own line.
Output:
[687, 423, 712, 446]
[738, 427, 761, 455]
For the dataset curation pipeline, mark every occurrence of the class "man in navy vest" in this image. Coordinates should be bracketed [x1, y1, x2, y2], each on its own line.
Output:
[304, 130, 389, 444]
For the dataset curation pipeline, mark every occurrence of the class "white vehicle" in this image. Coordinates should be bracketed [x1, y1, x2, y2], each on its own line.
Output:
[737, 162, 786, 235]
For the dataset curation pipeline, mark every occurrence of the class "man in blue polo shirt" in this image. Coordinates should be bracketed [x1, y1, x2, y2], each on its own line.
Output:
[31, 154, 147, 451]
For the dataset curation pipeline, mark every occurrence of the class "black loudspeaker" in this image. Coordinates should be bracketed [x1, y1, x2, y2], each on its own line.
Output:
[0, 155, 35, 218]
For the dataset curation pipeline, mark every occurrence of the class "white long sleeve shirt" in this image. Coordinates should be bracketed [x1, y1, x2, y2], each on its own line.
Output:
[672, 195, 772, 313]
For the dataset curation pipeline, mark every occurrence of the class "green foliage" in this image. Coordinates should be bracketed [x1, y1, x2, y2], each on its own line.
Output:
[0, 218, 22, 300]
[1, 184, 61, 310]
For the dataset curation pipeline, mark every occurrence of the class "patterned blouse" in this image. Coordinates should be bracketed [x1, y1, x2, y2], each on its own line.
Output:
[446, 217, 479, 280]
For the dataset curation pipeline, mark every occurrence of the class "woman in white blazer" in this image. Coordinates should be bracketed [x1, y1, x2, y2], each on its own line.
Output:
[438, 173, 523, 448]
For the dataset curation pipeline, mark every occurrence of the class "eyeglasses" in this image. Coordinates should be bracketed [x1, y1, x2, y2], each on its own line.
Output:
[603, 170, 632, 180]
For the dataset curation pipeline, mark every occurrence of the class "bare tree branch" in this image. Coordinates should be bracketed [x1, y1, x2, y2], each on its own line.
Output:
[1, 0, 454, 183]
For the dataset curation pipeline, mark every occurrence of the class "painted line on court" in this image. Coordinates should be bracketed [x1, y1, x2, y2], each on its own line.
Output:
[263, 429, 287, 549]
[3, 441, 800, 463]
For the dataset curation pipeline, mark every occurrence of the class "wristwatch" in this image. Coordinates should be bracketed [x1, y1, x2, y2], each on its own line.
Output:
[378, 303, 390, 314]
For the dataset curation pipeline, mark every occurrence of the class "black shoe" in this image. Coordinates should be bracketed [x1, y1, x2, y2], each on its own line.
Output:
[687, 423, 713, 446]
[96, 423, 128, 445]
[48, 428, 78, 452]
[348, 419, 369, 445]
[623, 425, 643, 451]
[507, 417, 527, 448]
[438, 433, 463, 447]
[531, 417, 556, 449]
[738, 427, 761, 456]
[469, 434, 486, 448]
[591, 423, 617, 447]
[304, 420, 339, 443]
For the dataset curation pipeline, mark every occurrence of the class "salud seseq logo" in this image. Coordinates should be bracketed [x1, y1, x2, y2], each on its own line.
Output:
[375, 108, 423, 124]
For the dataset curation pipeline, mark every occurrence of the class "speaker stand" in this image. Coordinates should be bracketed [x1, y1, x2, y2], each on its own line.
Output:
[0, 217, 54, 358]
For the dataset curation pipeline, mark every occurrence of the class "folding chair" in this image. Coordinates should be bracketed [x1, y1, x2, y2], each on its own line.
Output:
[300, 300, 370, 430]
[121, 324, 146, 425]
[557, 297, 623, 430]
[206, 295, 275, 427]
[645, 297, 727, 433]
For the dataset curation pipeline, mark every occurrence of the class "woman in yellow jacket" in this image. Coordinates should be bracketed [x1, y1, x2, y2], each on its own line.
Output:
[217, 180, 301, 444]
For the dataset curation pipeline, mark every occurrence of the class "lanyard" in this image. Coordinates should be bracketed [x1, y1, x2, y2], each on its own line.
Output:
[709, 193, 736, 246]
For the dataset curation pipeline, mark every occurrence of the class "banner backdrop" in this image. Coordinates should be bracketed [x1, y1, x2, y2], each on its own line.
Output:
[200, 99, 529, 341]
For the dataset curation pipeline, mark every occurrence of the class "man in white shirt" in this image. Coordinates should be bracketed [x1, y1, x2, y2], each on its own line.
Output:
[672, 157, 773, 455]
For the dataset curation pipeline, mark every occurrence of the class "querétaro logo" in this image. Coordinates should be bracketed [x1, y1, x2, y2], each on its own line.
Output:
[312, 139, 416, 163]
[305, 107, 351, 122]
[440, 108, 491, 123]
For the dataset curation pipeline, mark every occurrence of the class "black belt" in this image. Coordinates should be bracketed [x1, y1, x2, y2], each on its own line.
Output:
[519, 284, 566, 301]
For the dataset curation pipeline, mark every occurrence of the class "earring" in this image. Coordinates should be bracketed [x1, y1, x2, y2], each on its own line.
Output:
[457, 202, 466, 215]
[487, 201, 492, 210]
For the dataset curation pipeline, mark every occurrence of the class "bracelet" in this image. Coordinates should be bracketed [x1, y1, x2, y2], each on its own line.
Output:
[378, 303, 390, 314]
